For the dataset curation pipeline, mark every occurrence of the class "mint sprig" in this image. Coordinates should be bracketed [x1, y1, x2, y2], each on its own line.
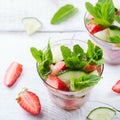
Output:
[30, 41, 53, 78]
[70, 73, 101, 90]
[85, 0, 115, 27]
[61, 40, 104, 70]
[86, 40, 104, 65]
[61, 44, 88, 70]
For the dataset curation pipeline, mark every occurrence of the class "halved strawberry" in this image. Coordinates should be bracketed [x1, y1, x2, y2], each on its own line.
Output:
[4, 61, 23, 87]
[112, 80, 120, 93]
[96, 65, 103, 75]
[17, 88, 41, 115]
[46, 74, 69, 91]
[84, 64, 97, 73]
[84, 64, 103, 75]
[116, 11, 120, 16]
[50, 61, 67, 75]
[86, 22, 103, 34]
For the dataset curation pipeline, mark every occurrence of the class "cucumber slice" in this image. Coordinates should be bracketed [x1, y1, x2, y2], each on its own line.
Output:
[58, 70, 99, 83]
[87, 107, 116, 120]
[113, 20, 120, 28]
[58, 71, 85, 85]
[109, 29, 120, 37]
[90, 70, 99, 76]
[94, 28, 120, 42]
[22, 17, 42, 35]
[58, 70, 100, 88]
[94, 29, 109, 41]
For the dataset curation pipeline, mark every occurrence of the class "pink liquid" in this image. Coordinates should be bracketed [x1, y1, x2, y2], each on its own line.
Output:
[103, 48, 120, 65]
[89, 34, 120, 65]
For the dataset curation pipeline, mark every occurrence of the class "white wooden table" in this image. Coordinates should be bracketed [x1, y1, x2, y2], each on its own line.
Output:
[0, 0, 120, 120]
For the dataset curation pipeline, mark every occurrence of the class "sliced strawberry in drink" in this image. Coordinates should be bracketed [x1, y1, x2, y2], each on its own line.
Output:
[4, 61, 23, 87]
[16, 88, 41, 115]
[50, 61, 67, 75]
[86, 22, 103, 34]
[84, 64, 97, 73]
[84, 64, 103, 75]
[112, 80, 120, 93]
[91, 25, 103, 34]
[46, 74, 69, 91]
[96, 65, 103, 75]
[116, 11, 120, 16]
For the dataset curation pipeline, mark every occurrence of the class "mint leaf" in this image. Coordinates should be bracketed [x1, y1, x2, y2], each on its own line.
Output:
[85, 2, 99, 18]
[86, 40, 94, 58]
[43, 41, 53, 65]
[93, 19, 112, 27]
[30, 41, 53, 78]
[70, 73, 101, 90]
[61, 44, 88, 70]
[85, 0, 115, 27]
[60, 45, 72, 61]
[37, 59, 51, 78]
[51, 4, 78, 24]
[86, 40, 104, 65]
[109, 25, 120, 30]
[109, 36, 120, 43]
[114, 15, 120, 24]
[30, 47, 43, 63]
[73, 44, 85, 59]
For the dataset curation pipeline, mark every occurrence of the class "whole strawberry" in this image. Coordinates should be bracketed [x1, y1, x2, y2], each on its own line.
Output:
[16, 88, 41, 115]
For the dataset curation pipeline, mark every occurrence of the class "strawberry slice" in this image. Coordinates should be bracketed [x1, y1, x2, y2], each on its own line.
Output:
[116, 11, 120, 16]
[46, 74, 69, 91]
[17, 88, 41, 115]
[84, 64, 103, 75]
[84, 64, 97, 73]
[96, 65, 103, 75]
[112, 80, 120, 93]
[90, 25, 103, 34]
[4, 61, 23, 87]
[50, 61, 67, 75]
[86, 22, 103, 34]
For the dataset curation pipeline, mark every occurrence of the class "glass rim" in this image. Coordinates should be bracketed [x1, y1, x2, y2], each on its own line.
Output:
[36, 39, 104, 94]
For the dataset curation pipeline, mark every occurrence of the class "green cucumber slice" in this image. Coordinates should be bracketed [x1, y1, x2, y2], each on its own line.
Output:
[94, 29, 109, 41]
[87, 107, 116, 120]
[58, 70, 99, 83]
[90, 70, 99, 76]
[58, 71, 85, 85]
[22, 17, 42, 35]
[94, 28, 120, 42]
